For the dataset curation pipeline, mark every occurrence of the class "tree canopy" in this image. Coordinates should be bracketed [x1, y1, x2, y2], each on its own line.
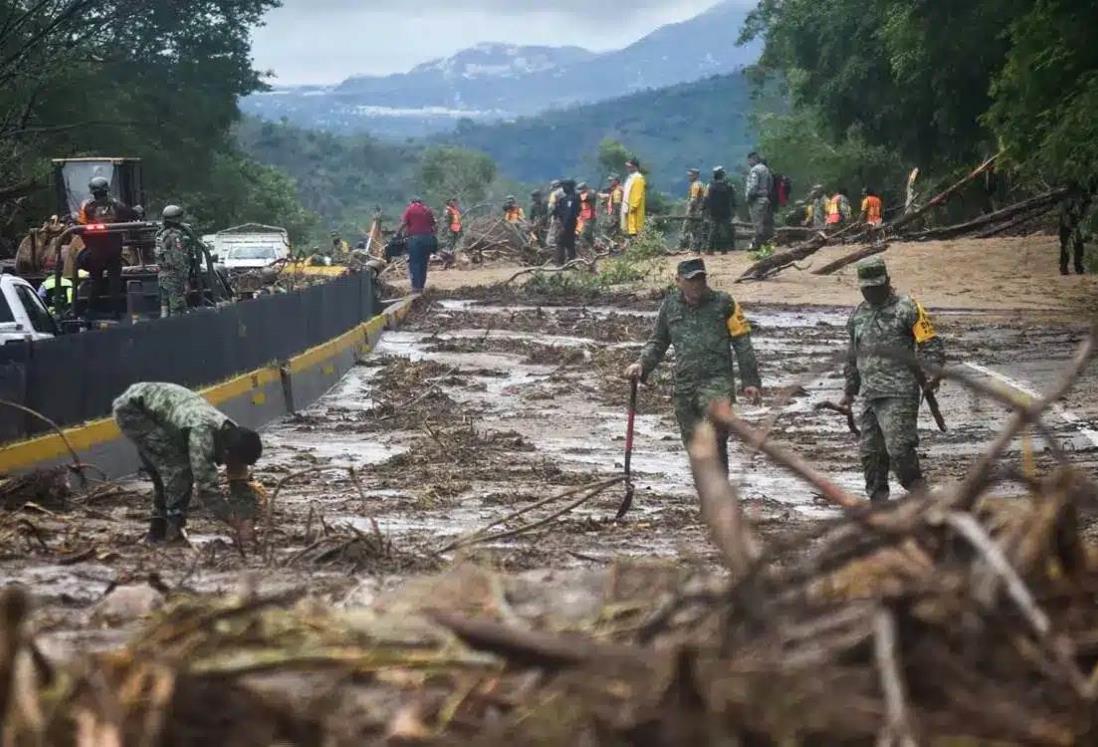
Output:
[0, 0, 316, 243]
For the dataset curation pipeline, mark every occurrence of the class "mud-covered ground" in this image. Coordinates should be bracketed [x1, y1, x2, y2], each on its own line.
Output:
[1, 291, 1097, 665]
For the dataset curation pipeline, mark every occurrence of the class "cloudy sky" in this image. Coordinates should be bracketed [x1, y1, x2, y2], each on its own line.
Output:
[251, 0, 739, 85]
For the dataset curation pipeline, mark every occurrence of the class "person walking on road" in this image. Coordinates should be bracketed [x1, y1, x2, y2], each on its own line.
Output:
[621, 159, 647, 240]
[113, 382, 263, 543]
[704, 167, 736, 254]
[744, 152, 774, 251]
[155, 205, 193, 317]
[840, 257, 946, 503]
[625, 258, 762, 475]
[399, 197, 438, 294]
[553, 179, 581, 265]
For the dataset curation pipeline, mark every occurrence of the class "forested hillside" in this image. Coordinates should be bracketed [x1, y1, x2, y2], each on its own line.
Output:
[742, 0, 1098, 209]
[441, 73, 757, 195]
[0, 0, 319, 245]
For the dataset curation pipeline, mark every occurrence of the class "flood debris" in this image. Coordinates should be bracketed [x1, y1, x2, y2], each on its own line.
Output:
[0, 316, 1095, 744]
[0, 469, 70, 512]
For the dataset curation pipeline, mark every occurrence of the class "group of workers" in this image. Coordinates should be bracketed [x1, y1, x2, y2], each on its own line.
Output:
[800, 186, 884, 230]
[675, 152, 782, 254]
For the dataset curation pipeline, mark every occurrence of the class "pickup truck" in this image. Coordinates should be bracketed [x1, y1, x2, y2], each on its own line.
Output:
[202, 224, 291, 270]
[0, 274, 59, 344]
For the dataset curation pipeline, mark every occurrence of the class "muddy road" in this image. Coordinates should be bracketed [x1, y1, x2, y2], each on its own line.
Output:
[1, 293, 1096, 660]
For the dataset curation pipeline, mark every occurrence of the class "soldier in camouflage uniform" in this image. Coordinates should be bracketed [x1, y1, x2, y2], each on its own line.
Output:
[626, 258, 762, 474]
[155, 205, 192, 317]
[680, 168, 706, 251]
[840, 257, 945, 503]
[745, 152, 775, 251]
[113, 382, 264, 543]
[1059, 185, 1092, 275]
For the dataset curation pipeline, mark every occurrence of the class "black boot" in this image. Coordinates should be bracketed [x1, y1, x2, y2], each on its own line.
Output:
[146, 517, 167, 544]
[1061, 265, 1070, 276]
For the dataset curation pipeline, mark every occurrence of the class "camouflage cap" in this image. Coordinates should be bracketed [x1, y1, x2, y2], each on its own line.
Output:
[856, 256, 889, 288]
[677, 257, 707, 279]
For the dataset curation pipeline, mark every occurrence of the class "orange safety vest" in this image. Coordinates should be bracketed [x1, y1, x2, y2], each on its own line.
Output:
[862, 195, 883, 226]
[504, 206, 524, 223]
[446, 205, 462, 232]
[826, 195, 843, 225]
[579, 192, 596, 221]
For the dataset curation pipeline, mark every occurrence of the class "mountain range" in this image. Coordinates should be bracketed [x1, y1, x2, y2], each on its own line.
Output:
[241, 1, 760, 137]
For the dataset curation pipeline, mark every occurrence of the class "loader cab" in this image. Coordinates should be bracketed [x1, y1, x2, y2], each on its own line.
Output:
[52, 157, 145, 219]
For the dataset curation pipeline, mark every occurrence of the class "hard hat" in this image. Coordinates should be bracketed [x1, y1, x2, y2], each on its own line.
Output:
[713, 166, 726, 179]
[577, 182, 588, 190]
[162, 204, 184, 221]
[89, 176, 110, 193]
[688, 168, 700, 176]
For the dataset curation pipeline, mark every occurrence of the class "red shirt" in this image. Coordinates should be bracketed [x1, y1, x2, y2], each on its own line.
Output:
[402, 202, 436, 236]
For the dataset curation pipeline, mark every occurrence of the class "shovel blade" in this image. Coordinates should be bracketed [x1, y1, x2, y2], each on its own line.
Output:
[615, 484, 635, 520]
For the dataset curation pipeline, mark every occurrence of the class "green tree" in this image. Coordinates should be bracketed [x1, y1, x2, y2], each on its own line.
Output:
[742, 0, 1028, 168]
[0, 0, 290, 242]
[596, 138, 632, 180]
[986, 0, 1098, 183]
[417, 146, 496, 208]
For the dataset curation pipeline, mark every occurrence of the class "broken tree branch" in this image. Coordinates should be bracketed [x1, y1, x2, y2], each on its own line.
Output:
[708, 401, 861, 509]
[688, 421, 760, 575]
[812, 243, 890, 276]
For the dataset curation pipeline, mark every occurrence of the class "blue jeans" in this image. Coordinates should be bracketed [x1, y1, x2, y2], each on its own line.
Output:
[406, 234, 437, 292]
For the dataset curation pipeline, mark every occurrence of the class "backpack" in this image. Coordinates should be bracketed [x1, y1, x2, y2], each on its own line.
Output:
[772, 174, 792, 206]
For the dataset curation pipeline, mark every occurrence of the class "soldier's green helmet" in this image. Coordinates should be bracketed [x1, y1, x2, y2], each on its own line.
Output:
[89, 176, 110, 195]
[856, 256, 889, 288]
[162, 204, 184, 222]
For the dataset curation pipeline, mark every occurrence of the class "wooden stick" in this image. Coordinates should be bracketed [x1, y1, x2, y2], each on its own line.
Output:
[812, 243, 890, 276]
[886, 152, 1002, 235]
[688, 421, 760, 574]
[708, 401, 861, 509]
[874, 608, 918, 747]
[952, 330, 1094, 510]
[504, 258, 594, 285]
[0, 398, 88, 489]
[900, 187, 1066, 242]
[437, 477, 624, 554]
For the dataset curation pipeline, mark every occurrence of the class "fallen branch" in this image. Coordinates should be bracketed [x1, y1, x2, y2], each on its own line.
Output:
[503, 258, 594, 285]
[439, 477, 625, 553]
[0, 398, 88, 489]
[812, 243, 890, 276]
[708, 401, 861, 509]
[688, 421, 760, 575]
[900, 187, 1066, 242]
[873, 608, 918, 747]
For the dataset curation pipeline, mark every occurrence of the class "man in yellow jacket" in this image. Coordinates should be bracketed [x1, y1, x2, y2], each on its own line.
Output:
[621, 158, 646, 239]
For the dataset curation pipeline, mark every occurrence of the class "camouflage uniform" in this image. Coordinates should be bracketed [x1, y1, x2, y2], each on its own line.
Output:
[640, 283, 761, 472]
[745, 162, 775, 250]
[844, 258, 945, 502]
[113, 382, 240, 526]
[155, 226, 190, 316]
[1059, 189, 1092, 275]
[810, 192, 829, 228]
[680, 177, 706, 251]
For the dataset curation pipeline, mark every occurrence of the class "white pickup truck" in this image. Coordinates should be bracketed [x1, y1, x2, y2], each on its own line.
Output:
[0, 274, 59, 344]
[202, 224, 291, 270]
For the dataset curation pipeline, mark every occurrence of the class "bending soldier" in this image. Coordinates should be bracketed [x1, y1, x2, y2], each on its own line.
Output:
[840, 257, 945, 503]
[625, 258, 761, 474]
[113, 382, 264, 543]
